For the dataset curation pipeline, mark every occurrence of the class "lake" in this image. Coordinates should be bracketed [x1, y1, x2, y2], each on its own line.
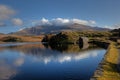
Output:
[0, 42, 106, 80]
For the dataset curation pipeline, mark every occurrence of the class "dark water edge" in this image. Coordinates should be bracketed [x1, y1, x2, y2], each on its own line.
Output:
[0, 42, 106, 80]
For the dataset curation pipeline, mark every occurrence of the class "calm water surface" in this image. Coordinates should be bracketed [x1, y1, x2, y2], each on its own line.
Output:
[0, 43, 106, 80]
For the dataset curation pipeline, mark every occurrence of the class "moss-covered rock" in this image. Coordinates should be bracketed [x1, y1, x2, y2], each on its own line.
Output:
[48, 31, 80, 44]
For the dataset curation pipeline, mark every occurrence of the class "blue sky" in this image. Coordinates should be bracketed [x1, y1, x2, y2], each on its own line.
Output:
[0, 0, 120, 33]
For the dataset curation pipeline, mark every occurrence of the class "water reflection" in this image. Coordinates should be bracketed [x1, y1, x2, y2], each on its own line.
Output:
[0, 43, 106, 80]
[0, 43, 101, 64]
[0, 58, 17, 80]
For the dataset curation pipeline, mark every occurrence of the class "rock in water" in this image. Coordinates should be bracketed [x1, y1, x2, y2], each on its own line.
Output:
[79, 37, 89, 49]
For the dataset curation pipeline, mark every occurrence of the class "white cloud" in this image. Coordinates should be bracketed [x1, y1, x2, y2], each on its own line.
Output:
[113, 24, 120, 29]
[39, 18, 51, 25]
[32, 18, 96, 26]
[89, 20, 96, 24]
[12, 18, 23, 26]
[71, 19, 88, 25]
[104, 25, 113, 29]
[0, 5, 15, 21]
[52, 18, 70, 26]
[0, 22, 6, 26]
[0, 5, 24, 27]
[32, 18, 51, 26]
[70, 19, 96, 25]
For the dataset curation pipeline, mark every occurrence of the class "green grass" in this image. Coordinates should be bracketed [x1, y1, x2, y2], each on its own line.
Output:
[93, 43, 120, 80]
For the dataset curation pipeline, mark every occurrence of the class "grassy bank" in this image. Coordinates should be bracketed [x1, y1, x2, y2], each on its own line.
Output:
[92, 43, 120, 80]
[0, 35, 44, 43]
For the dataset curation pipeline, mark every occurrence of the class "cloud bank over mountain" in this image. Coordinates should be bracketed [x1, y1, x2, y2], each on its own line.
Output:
[32, 18, 96, 26]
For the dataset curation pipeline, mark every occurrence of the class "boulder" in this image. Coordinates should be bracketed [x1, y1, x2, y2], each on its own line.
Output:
[79, 37, 89, 49]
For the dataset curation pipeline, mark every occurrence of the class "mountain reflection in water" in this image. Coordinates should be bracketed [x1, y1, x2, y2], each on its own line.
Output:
[0, 43, 106, 80]
[0, 43, 100, 64]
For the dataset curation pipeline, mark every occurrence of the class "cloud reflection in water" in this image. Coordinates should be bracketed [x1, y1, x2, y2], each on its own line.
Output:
[0, 61, 17, 80]
[32, 50, 99, 64]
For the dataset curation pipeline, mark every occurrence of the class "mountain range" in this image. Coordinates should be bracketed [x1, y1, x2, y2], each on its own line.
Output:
[10, 23, 110, 35]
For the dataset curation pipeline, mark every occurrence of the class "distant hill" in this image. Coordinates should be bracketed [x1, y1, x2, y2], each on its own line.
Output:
[10, 23, 110, 35]
[111, 28, 120, 37]
[111, 28, 120, 32]
[0, 33, 4, 35]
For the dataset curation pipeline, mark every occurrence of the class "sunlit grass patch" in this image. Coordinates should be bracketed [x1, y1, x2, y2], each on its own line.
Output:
[105, 43, 119, 64]
[93, 43, 120, 80]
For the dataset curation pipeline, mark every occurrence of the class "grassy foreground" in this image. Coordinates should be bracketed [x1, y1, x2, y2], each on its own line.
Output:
[92, 43, 120, 80]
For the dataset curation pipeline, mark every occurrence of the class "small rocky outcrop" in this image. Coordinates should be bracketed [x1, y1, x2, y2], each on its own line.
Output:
[42, 32, 89, 48]
[79, 37, 89, 49]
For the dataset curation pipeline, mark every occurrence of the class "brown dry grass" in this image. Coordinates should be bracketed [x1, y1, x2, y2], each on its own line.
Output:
[0, 34, 44, 42]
